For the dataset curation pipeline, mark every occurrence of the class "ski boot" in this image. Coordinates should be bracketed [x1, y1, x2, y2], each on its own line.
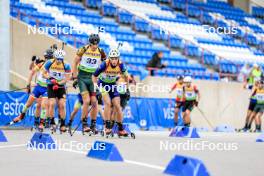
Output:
[31, 117, 40, 131]
[38, 119, 45, 133]
[44, 118, 50, 129]
[50, 118, 57, 134]
[59, 119, 67, 134]
[82, 118, 91, 135]
[7, 113, 25, 126]
[254, 129, 262, 133]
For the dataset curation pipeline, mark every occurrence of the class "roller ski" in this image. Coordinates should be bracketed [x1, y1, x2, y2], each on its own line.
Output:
[87, 120, 104, 137]
[58, 119, 67, 134]
[50, 118, 57, 134]
[236, 127, 250, 133]
[6, 113, 25, 126]
[81, 118, 91, 135]
[88, 126, 104, 137]
[112, 124, 136, 139]
[105, 128, 114, 138]
[38, 119, 45, 133]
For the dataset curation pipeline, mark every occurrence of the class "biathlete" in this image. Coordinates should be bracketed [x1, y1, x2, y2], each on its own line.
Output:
[92, 48, 130, 137]
[109, 75, 131, 128]
[169, 75, 185, 127]
[8, 49, 53, 132]
[247, 80, 264, 132]
[239, 79, 260, 132]
[42, 49, 71, 133]
[72, 34, 106, 133]
[182, 76, 200, 127]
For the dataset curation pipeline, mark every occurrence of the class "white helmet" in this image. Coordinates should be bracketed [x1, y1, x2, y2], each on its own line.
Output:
[53, 49, 65, 60]
[108, 48, 120, 58]
[184, 76, 192, 83]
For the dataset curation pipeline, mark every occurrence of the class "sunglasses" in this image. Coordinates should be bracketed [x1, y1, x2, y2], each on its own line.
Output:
[110, 57, 119, 60]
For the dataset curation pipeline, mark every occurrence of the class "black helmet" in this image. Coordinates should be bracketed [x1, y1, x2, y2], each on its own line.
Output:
[89, 34, 100, 45]
[177, 75, 184, 80]
[44, 49, 54, 59]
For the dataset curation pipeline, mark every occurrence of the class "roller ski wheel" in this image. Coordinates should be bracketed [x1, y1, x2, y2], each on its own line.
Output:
[100, 130, 104, 137]
[31, 122, 39, 132]
[50, 125, 57, 134]
[68, 126, 72, 135]
[130, 132, 136, 139]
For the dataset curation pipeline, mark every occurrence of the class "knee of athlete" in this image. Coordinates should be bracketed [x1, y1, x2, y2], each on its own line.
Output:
[114, 104, 122, 113]
[104, 101, 111, 108]
[82, 99, 90, 107]
[36, 102, 41, 109]
[58, 101, 65, 110]
[49, 100, 56, 108]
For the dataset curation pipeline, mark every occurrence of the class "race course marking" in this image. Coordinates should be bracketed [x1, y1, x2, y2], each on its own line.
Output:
[0, 143, 165, 171]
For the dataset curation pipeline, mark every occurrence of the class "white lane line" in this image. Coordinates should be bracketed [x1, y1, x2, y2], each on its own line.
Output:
[59, 148, 165, 171]
[0, 144, 27, 149]
[124, 159, 165, 170]
[0, 143, 165, 171]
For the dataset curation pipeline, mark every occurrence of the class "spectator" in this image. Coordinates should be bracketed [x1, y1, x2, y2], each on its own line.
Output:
[146, 51, 167, 76]
[238, 63, 251, 82]
[249, 63, 262, 84]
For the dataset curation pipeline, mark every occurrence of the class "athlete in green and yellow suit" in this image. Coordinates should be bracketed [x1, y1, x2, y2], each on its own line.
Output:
[72, 34, 106, 132]
[249, 80, 264, 132]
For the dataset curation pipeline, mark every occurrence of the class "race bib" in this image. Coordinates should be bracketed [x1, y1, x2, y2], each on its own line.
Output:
[49, 71, 65, 81]
[36, 72, 47, 83]
[256, 94, 264, 101]
[175, 88, 183, 97]
[185, 91, 196, 98]
[80, 56, 99, 69]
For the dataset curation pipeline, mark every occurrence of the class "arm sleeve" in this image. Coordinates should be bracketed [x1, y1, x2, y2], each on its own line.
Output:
[65, 64, 71, 73]
[93, 61, 107, 77]
[44, 60, 52, 71]
[120, 63, 128, 76]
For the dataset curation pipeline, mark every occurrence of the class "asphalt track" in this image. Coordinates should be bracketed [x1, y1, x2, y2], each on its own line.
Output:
[0, 129, 263, 176]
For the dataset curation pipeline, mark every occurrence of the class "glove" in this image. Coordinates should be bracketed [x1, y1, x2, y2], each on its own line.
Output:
[50, 78, 58, 85]
[26, 84, 31, 94]
[73, 79, 78, 89]
[52, 84, 59, 91]
[194, 101, 199, 107]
